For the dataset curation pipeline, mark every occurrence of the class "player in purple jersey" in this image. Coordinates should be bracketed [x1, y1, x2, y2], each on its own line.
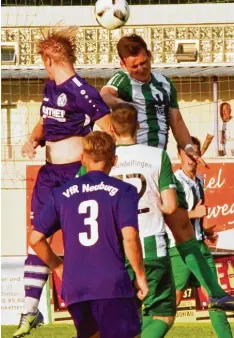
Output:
[29, 131, 148, 338]
[14, 28, 111, 338]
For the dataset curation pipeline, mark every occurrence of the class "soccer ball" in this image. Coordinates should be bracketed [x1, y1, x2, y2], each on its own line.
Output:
[94, 0, 130, 30]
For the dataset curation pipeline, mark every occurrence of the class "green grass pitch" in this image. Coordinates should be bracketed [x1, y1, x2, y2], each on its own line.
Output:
[2, 323, 234, 337]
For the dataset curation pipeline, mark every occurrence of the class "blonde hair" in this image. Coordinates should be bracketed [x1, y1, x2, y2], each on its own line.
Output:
[37, 27, 77, 64]
[83, 131, 116, 165]
[111, 103, 138, 137]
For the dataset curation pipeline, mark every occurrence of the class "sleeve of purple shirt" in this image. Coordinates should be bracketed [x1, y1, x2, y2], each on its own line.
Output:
[76, 83, 110, 122]
[33, 193, 61, 238]
[116, 185, 139, 231]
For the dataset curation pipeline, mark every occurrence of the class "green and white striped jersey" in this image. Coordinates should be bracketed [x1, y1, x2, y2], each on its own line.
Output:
[167, 169, 206, 248]
[105, 71, 179, 150]
[110, 144, 176, 259]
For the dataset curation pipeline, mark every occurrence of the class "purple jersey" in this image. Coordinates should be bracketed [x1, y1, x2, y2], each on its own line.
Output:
[40, 74, 110, 141]
[34, 171, 139, 306]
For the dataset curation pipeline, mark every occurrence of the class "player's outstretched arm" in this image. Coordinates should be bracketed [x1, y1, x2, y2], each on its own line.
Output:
[100, 86, 125, 108]
[169, 108, 208, 167]
[122, 226, 148, 300]
[169, 108, 193, 151]
[95, 114, 111, 133]
[201, 133, 214, 156]
[21, 117, 44, 160]
[29, 230, 63, 279]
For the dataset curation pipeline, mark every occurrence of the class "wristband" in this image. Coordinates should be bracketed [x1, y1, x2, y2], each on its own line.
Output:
[184, 144, 194, 152]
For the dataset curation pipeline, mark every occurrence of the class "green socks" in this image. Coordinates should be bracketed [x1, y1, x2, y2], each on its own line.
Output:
[142, 316, 171, 338]
[176, 239, 226, 298]
[209, 310, 233, 338]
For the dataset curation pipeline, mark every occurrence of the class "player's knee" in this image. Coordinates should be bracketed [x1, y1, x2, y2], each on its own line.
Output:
[152, 315, 175, 328]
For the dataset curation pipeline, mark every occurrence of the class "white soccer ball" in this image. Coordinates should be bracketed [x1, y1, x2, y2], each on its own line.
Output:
[95, 0, 130, 30]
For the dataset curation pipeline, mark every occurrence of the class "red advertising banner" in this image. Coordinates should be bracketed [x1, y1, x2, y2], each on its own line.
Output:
[26, 165, 64, 255]
[26, 162, 234, 254]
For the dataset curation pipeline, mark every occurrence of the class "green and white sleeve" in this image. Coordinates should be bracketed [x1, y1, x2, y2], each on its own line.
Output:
[158, 151, 177, 192]
[167, 78, 179, 109]
[105, 71, 133, 102]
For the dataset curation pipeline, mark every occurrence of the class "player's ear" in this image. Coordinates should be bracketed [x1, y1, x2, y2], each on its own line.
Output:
[113, 155, 118, 167]
[147, 50, 152, 61]
[109, 123, 115, 136]
[120, 59, 126, 70]
[80, 153, 85, 166]
[44, 56, 52, 68]
[136, 122, 140, 130]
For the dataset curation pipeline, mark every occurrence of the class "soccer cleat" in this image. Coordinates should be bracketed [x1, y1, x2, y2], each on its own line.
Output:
[13, 310, 44, 337]
[209, 294, 234, 312]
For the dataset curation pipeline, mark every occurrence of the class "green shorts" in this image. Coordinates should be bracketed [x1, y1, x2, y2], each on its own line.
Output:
[169, 241, 217, 290]
[127, 256, 176, 317]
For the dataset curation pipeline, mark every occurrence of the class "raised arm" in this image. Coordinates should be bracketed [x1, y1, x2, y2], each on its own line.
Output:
[95, 114, 111, 133]
[21, 117, 44, 160]
[201, 133, 214, 156]
[169, 108, 193, 150]
[169, 108, 208, 167]
[100, 86, 125, 108]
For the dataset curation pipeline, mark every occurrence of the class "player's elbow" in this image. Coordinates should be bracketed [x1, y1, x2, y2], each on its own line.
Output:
[29, 230, 43, 248]
[29, 234, 38, 248]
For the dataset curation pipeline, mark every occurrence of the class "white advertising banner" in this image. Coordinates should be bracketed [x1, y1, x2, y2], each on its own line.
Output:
[1, 256, 49, 325]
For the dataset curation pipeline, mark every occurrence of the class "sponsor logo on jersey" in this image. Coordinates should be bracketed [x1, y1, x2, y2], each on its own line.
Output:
[42, 106, 66, 122]
[57, 93, 67, 107]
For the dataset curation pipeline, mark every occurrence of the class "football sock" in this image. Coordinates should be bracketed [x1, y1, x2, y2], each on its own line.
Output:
[23, 297, 40, 314]
[24, 254, 50, 313]
[209, 310, 233, 338]
[176, 239, 226, 298]
[142, 316, 171, 338]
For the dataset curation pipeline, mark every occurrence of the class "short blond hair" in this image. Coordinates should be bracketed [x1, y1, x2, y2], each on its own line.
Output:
[111, 103, 138, 137]
[83, 131, 116, 165]
[37, 27, 77, 65]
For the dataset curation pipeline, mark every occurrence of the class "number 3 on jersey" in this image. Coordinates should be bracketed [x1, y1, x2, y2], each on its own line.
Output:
[78, 200, 99, 247]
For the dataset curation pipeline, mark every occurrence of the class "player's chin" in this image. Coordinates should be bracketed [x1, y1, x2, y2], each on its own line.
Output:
[134, 73, 150, 82]
[188, 162, 197, 169]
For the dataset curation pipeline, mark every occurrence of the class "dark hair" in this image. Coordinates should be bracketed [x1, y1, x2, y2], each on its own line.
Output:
[220, 102, 230, 120]
[177, 136, 201, 153]
[117, 34, 149, 60]
[111, 103, 138, 137]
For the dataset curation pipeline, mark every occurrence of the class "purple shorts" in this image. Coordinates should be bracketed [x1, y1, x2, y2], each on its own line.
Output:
[31, 161, 81, 223]
[68, 298, 141, 338]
